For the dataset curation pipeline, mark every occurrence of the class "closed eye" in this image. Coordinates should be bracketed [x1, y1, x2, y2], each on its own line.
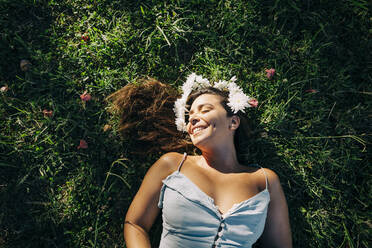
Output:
[201, 106, 213, 113]
[187, 105, 213, 121]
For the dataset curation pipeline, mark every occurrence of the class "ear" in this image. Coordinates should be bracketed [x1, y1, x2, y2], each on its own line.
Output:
[230, 115, 240, 130]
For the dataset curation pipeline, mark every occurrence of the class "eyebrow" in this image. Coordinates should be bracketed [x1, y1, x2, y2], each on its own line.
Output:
[189, 103, 214, 115]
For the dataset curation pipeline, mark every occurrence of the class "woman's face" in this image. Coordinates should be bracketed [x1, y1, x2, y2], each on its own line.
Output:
[186, 94, 236, 148]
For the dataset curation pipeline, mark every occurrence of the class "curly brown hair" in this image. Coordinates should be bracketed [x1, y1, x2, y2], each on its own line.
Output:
[106, 77, 192, 154]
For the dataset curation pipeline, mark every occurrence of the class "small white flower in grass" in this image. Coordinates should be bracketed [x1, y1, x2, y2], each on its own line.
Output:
[0, 85, 9, 93]
[228, 92, 250, 114]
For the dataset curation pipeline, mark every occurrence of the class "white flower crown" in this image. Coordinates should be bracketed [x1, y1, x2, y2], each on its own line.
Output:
[174, 72, 255, 132]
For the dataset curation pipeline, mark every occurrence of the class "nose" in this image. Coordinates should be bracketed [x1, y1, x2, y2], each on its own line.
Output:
[189, 116, 199, 126]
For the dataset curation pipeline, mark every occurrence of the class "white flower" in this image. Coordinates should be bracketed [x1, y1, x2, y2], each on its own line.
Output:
[174, 98, 187, 117]
[229, 76, 237, 82]
[174, 98, 186, 111]
[227, 92, 250, 113]
[194, 75, 210, 89]
[227, 82, 242, 95]
[182, 73, 196, 93]
[213, 80, 229, 90]
[182, 86, 192, 97]
[200, 78, 211, 88]
[175, 117, 187, 131]
[195, 75, 203, 83]
[186, 72, 196, 84]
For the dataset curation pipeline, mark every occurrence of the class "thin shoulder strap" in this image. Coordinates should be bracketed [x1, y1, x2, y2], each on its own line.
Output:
[177, 152, 188, 172]
[260, 167, 269, 190]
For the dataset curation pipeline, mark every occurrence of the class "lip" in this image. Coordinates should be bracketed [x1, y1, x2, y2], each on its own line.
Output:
[190, 125, 209, 135]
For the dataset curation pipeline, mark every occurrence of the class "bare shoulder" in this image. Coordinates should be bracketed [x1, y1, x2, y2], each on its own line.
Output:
[152, 152, 185, 175]
[261, 168, 281, 190]
[259, 167, 286, 202]
[140, 152, 185, 186]
[244, 166, 281, 192]
[262, 167, 280, 182]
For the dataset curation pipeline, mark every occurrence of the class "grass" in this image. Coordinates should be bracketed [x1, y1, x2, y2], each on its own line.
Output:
[0, 0, 370, 247]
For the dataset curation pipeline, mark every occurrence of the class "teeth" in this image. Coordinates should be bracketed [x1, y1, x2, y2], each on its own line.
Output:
[193, 127, 206, 134]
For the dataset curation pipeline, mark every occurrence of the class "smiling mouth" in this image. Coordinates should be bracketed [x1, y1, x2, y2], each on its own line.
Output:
[192, 126, 208, 135]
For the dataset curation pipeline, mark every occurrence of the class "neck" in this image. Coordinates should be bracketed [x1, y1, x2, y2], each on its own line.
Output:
[200, 144, 240, 173]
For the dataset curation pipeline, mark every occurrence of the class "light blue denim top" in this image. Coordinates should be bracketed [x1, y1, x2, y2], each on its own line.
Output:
[158, 153, 270, 248]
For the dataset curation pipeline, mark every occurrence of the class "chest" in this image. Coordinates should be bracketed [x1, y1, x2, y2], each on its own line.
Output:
[180, 165, 262, 214]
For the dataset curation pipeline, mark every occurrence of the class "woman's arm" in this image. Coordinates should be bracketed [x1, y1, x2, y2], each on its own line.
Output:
[260, 169, 292, 248]
[124, 152, 181, 248]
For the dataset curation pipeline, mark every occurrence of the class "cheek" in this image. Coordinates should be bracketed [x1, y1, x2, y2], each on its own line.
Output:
[186, 122, 191, 132]
[213, 116, 229, 129]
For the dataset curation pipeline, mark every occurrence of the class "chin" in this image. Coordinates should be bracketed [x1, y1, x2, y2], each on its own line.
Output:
[191, 134, 212, 149]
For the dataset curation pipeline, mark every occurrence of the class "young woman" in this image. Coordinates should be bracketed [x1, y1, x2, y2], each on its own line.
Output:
[109, 73, 292, 247]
